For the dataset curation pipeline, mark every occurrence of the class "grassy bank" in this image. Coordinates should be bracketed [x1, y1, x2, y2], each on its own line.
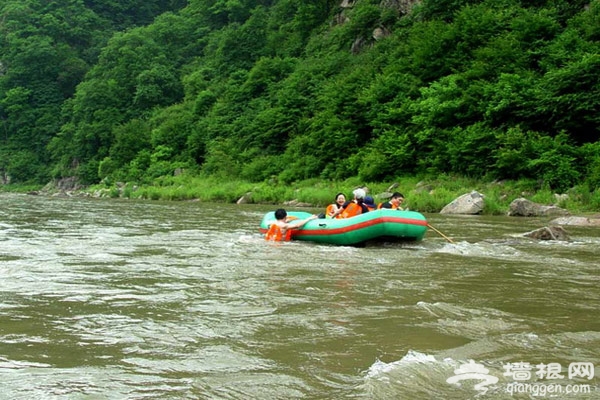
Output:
[78, 174, 600, 215]
[0, 183, 44, 193]
[3, 174, 599, 214]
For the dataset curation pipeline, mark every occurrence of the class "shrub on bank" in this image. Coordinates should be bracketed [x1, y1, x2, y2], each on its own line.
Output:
[93, 175, 600, 214]
[3, 174, 599, 214]
[126, 175, 598, 214]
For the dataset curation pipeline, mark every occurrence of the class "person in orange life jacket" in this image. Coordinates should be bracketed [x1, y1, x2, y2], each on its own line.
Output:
[377, 192, 405, 210]
[325, 192, 346, 219]
[363, 195, 377, 212]
[331, 188, 369, 218]
[265, 208, 317, 241]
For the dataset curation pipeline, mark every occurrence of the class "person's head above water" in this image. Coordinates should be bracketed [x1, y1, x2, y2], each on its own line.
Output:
[274, 208, 287, 220]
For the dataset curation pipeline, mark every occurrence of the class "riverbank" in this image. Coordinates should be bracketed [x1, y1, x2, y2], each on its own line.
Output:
[4, 173, 599, 215]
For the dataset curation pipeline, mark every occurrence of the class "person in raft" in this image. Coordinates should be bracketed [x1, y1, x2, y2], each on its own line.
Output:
[363, 195, 377, 212]
[378, 192, 405, 210]
[325, 192, 346, 219]
[330, 188, 370, 219]
[265, 208, 318, 241]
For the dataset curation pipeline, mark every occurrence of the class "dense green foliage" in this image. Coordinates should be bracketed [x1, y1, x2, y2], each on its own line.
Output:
[1, 0, 599, 195]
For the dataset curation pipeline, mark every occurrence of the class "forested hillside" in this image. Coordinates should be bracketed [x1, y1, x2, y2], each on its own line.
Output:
[1, 0, 599, 192]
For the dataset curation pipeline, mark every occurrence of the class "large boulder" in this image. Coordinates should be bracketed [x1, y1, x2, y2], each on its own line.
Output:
[549, 216, 600, 227]
[415, 181, 433, 193]
[523, 226, 570, 241]
[236, 192, 252, 205]
[283, 199, 313, 207]
[508, 198, 570, 217]
[376, 183, 400, 201]
[440, 191, 485, 215]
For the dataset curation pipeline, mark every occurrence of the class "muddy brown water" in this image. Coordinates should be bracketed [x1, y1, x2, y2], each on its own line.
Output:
[0, 193, 598, 399]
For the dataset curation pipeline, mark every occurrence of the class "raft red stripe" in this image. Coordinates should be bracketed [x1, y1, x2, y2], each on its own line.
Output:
[294, 216, 427, 237]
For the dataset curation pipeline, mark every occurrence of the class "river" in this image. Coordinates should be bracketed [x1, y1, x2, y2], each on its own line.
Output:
[0, 193, 598, 399]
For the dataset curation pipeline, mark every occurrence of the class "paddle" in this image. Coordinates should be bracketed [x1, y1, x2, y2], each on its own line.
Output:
[427, 223, 454, 244]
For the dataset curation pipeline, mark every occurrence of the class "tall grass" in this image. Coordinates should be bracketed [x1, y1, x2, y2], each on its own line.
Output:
[52, 173, 600, 214]
[0, 183, 44, 193]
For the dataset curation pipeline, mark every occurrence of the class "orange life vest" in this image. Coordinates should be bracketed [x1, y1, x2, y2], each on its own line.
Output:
[325, 204, 343, 219]
[265, 224, 292, 241]
[377, 202, 399, 210]
[341, 202, 362, 218]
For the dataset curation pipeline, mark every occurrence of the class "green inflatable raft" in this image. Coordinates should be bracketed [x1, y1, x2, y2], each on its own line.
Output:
[259, 209, 428, 245]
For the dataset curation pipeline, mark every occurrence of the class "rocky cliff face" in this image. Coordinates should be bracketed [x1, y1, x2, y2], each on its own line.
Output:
[338, 0, 422, 53]
[339, 0, 421, 15]
[379, 0, 421, 15]
[1, 170, 9, 185]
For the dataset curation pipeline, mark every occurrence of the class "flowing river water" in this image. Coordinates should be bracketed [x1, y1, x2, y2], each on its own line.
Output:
[0, 193, 598, 399]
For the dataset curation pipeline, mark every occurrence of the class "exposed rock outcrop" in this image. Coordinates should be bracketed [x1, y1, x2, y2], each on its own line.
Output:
[283, 199, 313, 207]
[440, 191, 485, 215]
[372, 27, 391, 41]
[508, 198, 570, 217]
[337, 0, 421, 53]
[35, 177, 84, 196]
[236, 192, 253, 204]
[523, 226, 570, 241]
[549, 216, 600, 227]
[415, 181, 433, 193]
[376, 183, 402, 200]
[0, 171, 10, 185]
[351, 36, 367, 54]
[379, 0, 421, 14]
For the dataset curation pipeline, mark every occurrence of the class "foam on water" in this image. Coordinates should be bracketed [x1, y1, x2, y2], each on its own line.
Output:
[365, 350, 438, 379]
[435, 240, 524, 259]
